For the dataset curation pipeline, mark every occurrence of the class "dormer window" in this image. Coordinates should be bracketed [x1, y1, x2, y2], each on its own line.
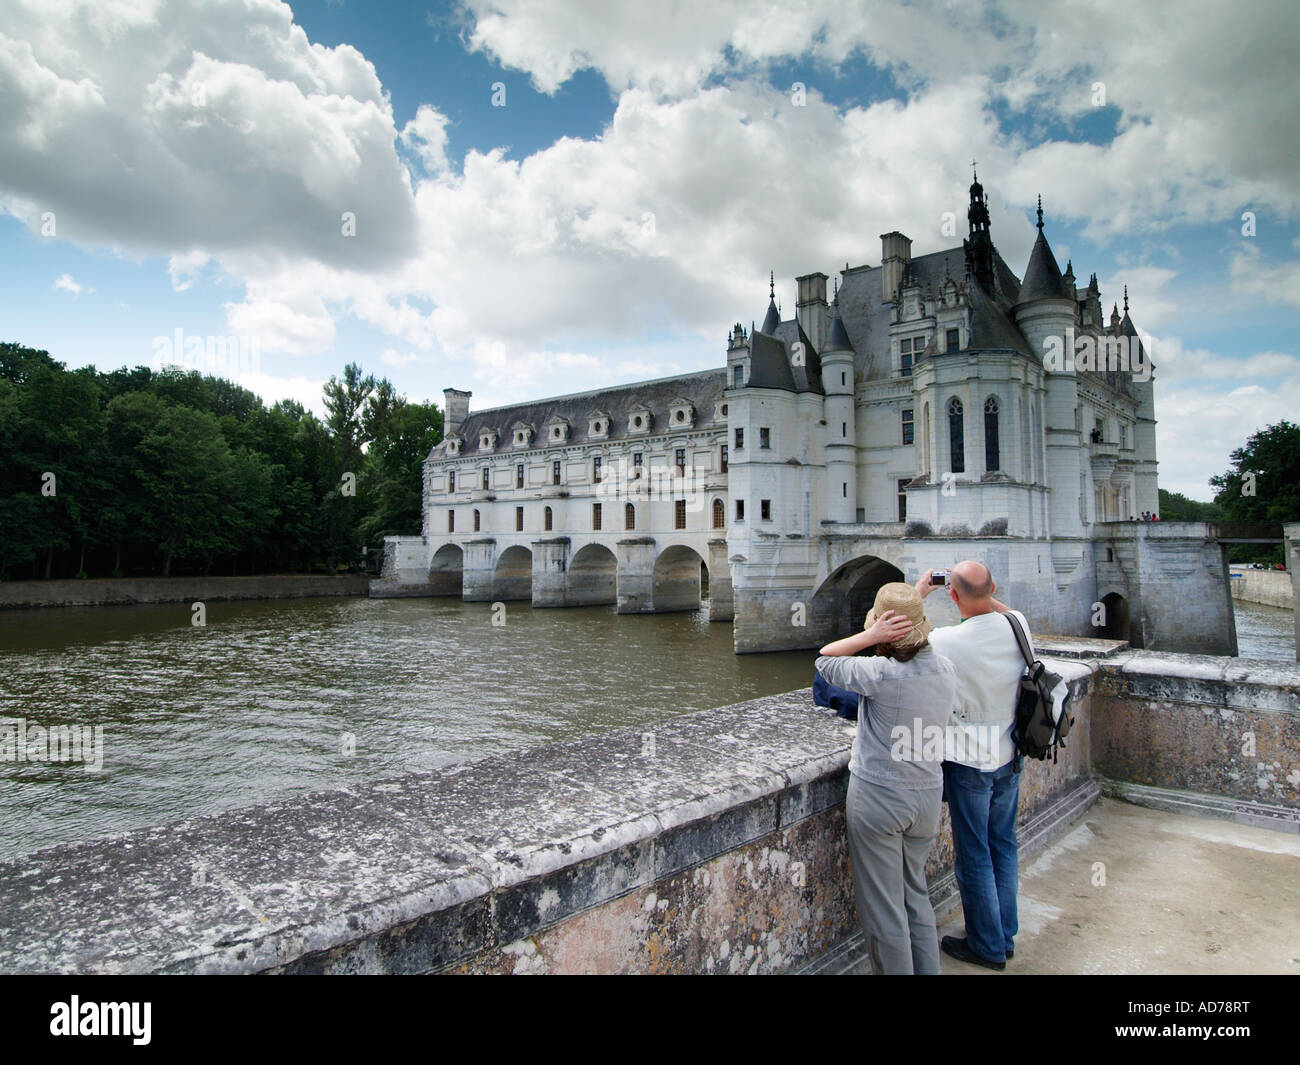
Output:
[479, 429, 498, 452]
[588, 410, 610, 439]
[510, 421, 534, 448]
[669, 398, 695, 428]
[628, 405, 652, 434]
[545, 416, 570, 444]
[446, 435, 461, 456]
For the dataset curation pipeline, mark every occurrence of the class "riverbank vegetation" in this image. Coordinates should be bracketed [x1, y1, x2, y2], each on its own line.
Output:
[0, 342, 441, 580]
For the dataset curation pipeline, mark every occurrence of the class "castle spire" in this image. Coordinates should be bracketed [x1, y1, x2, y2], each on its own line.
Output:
[761, 272, 781, 334]
[1018, 200, 1070, 303]
[1123, 284, 1129, 314]
[964, 169, 993, 290]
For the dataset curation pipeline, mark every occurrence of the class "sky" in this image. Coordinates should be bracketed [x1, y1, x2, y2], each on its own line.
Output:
[1, 0, 1298, 501]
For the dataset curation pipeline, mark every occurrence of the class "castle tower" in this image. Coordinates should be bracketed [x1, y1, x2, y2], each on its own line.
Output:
[821, 293, 856, 524]
[963, 169, 994, 291]
[1121, 293, 1159, 516]
[1014, 197, 1083, 539]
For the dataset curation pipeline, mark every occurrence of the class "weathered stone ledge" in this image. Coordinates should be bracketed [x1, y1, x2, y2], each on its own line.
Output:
[0, 690, 856, 974]
[3, 649, 1292, 974]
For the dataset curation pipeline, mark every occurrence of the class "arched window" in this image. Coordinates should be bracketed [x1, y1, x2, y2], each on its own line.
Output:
[948, 397, 965, 474]
[712, 498, 725, 529]
[544, 506, 553, 531]
[625, 502, 635, 530]
[984, 397, 1000, 472]
[473, 509, 480, 532]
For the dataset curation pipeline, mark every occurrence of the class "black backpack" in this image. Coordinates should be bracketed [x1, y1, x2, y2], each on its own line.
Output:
[1004, 613, 1074, 763]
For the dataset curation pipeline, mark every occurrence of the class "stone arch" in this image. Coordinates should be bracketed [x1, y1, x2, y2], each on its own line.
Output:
[810, 554, 907, 643]
[1099, 591, 1131, 643]
[429, 543, 464, 596]
[493, 545, 533, 601]
[569, 543, 617, 606]
[653, 544, 707, 612]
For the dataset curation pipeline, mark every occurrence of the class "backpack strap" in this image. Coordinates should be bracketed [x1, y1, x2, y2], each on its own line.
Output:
[1003, 612, 1035, 669]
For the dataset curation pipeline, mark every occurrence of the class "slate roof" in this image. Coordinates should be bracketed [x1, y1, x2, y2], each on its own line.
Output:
[1018, 229, 1071, 303]
[834, 243, 1031, 377]
[826, 305, 853, 352]
[432, 368, 726, 460]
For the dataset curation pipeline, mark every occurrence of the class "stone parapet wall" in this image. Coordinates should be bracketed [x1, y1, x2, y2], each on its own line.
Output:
[1229, 566, 1294, 608]
[0, 673, 1095, 975]
[4, 647, 1293, 974]
[1091, 652, 1300, 811]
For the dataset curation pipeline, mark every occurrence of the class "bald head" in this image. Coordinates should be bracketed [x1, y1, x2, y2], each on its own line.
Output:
[949, 560, 994, 601]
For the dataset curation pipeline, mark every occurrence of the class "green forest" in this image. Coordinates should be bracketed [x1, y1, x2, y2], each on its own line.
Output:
[0, 341, 442, 581]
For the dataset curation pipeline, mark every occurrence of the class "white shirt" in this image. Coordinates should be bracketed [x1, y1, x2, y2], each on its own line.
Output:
[927, 609, 1031, 771]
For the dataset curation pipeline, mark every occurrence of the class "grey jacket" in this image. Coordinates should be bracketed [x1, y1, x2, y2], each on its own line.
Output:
[815, 645, 958, 789]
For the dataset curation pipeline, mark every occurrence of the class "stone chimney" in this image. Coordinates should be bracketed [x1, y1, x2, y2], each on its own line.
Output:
[442, 388, 471, 437]
[880, 231, 912, 303]
[795, 272, 829, 352]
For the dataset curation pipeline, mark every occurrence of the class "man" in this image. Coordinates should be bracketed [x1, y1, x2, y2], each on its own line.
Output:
[916, 561, 1028, 971]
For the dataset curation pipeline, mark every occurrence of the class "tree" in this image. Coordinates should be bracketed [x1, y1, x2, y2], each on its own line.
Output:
[1209, 420, 1300, 523]
[360, 400, 442, 546]
[0, 341, 439, 580]
[1157, 489, 1222, 522]
[1209, 420, 1300, 565]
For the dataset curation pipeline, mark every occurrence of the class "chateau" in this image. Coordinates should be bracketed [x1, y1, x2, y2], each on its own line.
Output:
[380, 176, 1236, 656]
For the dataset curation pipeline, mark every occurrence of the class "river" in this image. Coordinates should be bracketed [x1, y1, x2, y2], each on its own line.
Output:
[0, 596, 814, 860]
[1, 593, 1294, 861]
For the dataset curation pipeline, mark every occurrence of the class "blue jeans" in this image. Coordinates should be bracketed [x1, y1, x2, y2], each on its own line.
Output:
[942, 759, 1020, 962]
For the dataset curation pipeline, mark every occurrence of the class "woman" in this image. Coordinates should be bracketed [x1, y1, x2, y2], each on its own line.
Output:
[816, 582, 957, 975]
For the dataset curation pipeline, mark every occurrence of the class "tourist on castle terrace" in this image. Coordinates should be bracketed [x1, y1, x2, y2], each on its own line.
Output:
[917, 561, 1028, 972]
[816, 582, 957, 975]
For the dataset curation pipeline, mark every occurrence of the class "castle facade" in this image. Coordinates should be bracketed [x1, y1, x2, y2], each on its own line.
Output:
[380, 177, 1235, 656]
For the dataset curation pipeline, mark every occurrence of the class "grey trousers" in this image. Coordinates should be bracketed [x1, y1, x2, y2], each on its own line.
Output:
[845, 772, 942, 975]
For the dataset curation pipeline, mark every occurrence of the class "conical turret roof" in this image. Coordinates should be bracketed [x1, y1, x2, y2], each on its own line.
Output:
[1018, 196, 1071, 304]
[826, 297, 853, 352]
[1019, 229, 1070, 303]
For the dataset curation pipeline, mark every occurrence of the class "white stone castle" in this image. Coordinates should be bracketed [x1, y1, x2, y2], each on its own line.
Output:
[380, 176, 1236, 656]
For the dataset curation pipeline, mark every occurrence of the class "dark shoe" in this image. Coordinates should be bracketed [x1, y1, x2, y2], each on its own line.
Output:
[1006, 947, 1015, 960]
[941, 935, 1006, 971]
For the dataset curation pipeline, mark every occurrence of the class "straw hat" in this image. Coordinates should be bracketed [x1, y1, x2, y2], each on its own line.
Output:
[863, 582, 932, 650]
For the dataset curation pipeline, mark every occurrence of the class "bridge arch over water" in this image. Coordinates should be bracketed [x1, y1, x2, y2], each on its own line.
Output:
[809, 554, 906, 643]
[428, 543, 463, 596]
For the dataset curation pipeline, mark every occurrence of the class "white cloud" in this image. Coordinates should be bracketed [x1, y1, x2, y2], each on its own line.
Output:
[0, 0, 420, 271]
[52, 272, 82, 294]
[464, 0, 1300, 235]
[378, 348, 419, 367]
[1229, 243, 1300, 311]
[4, 0, 1298, 413]
[400, 104, 452, 174]
[1157, 374, 1300, 499]
[233, 369, 329, 416]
